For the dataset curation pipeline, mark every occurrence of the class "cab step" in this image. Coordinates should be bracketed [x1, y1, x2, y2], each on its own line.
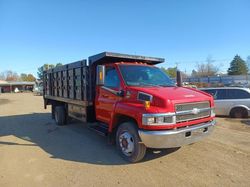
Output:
[88, 123, 109, 136]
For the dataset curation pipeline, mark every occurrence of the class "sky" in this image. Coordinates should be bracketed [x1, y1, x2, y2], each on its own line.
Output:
[0, 0, 250, 77]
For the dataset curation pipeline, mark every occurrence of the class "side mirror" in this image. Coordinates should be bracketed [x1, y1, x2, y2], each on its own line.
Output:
[96, 65, 105, 86]
[176, 70, 182, 87]
[117, 90, 125, 97]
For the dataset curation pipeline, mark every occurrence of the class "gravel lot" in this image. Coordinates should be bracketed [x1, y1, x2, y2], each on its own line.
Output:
[0, 93, 250, 187]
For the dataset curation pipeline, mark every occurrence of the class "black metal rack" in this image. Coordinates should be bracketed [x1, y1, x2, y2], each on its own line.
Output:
[43, 60, 89, 101]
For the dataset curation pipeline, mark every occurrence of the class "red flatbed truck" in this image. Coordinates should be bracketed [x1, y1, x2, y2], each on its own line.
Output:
[43, 52, 216, 162]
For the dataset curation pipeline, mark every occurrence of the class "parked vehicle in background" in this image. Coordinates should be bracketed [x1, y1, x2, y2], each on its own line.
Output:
[43, 52, 216, 162]
[33, 80, 43, 96]
[33, 85, 43, 96]
[200, 87, 250, 118]
[14, 87, 19, 93]
[182, 82, 198, 89]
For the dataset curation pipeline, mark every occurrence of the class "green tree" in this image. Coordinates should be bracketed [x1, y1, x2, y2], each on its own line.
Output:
[37, 64, 55, 79]
[161, 67, 177, 78]
[228, 55, 248, 75]
[37, 63, 63, 79]
[26, 74, 36, 81]
[56, 63, 63, 67]
[161, 67, 187, 78]
[20, 73, 36, 82]
[247, 56, 250, 73]
[20, 73, 28, 81]
[191, 69, 198, 77]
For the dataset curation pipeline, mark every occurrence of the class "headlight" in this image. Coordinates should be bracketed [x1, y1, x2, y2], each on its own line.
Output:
[211, 108, 216, 117]
[142, 113, 176, 126]
[146, 117, 155, 124]
[155, 116, 164, 123]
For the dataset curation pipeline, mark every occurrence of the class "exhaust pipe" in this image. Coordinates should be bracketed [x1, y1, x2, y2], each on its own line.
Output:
[176, 70, 182, 87]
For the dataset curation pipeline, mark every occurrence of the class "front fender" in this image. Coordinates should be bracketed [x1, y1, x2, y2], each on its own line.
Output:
[112, 102, 145, 130]
[111, 102, 170, 131]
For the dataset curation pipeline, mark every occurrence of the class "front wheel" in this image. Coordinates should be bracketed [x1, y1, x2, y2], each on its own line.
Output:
[116, 122, 146, 163]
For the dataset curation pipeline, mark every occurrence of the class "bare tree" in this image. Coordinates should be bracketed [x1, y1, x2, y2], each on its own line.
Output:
[0, 72, 5, 80]
[195, 56, 219, 77]
[0, 70, 19, 81]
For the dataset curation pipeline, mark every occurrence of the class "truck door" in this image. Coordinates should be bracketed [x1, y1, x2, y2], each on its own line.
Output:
[95, 65, 121, 124]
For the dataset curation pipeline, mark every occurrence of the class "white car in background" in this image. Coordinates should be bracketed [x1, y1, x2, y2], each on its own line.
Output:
[33, 85, 43, 96]
[14, 87, 19, 93]
[200, 87, 250, 118]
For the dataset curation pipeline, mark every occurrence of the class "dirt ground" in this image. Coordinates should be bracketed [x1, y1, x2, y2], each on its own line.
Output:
[0, 93, 249, 187]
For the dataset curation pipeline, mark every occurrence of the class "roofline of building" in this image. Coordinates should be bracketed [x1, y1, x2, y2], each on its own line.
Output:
[0, 81, 35, 86]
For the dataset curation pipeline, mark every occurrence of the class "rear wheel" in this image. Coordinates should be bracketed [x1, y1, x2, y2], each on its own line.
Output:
[55, 106, 66, 125]
[230, 107, 248, 118]
[116, 122, 146, 163]
[51, 104, 55, 119]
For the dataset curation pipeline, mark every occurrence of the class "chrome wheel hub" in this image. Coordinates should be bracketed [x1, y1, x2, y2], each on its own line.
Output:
[119, 131, 135, 156]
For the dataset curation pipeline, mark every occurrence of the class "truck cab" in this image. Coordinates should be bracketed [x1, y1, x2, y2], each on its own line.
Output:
[44, 52, 215, 162]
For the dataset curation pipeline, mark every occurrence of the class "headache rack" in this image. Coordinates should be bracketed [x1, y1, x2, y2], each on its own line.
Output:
[88, 52, 165, 66]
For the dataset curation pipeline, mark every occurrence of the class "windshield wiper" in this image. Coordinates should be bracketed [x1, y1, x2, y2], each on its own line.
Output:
[139, 83, 162, 87]
[158, 84, 175, 87]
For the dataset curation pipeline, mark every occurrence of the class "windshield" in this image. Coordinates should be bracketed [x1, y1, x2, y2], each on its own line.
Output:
[119, 65, 175, 87]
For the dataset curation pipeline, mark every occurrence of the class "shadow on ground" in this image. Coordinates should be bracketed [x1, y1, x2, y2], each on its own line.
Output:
[223, 117, 250, 126]
[0, 113, 179, 165]
[0, 98, 10, 105]
[240, 120, 250, 126]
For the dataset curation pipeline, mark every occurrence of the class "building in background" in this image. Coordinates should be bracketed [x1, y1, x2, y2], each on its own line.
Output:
[0, 80, 35, 93]
[183, 74, 250, 88]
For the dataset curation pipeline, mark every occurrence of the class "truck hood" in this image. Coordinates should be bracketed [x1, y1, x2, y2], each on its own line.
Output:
[130, 86, 211, 105]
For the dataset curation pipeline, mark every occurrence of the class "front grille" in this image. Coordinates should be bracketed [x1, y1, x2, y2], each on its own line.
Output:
[175, 101, 210, 112]
[175, 101, 210, 123]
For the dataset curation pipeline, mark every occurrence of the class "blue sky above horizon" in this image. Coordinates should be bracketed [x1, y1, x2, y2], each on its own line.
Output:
[0, 0, 250, 77]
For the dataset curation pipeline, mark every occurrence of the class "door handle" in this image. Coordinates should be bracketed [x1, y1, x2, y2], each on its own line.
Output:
[102, 94, 109, 98]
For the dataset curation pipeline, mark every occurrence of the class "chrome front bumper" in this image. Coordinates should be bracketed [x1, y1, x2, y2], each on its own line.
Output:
[138, 120, 215, 148]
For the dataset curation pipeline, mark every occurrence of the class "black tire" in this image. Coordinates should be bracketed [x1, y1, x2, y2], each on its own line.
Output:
[116, 122, 146, 163]
[55, 106, 66, 126]
[230, 107, 248, 118]
[51, 104, 55, 119]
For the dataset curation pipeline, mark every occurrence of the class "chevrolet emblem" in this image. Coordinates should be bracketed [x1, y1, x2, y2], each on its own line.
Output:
[192, 108, 200, 115]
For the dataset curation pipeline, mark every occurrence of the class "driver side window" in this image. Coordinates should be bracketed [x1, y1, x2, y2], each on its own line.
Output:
[104, 67, 120, 88]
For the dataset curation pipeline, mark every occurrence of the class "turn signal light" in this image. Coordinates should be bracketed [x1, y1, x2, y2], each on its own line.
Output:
[99, 71, 103, 81]
[144, 101, 150, 110]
